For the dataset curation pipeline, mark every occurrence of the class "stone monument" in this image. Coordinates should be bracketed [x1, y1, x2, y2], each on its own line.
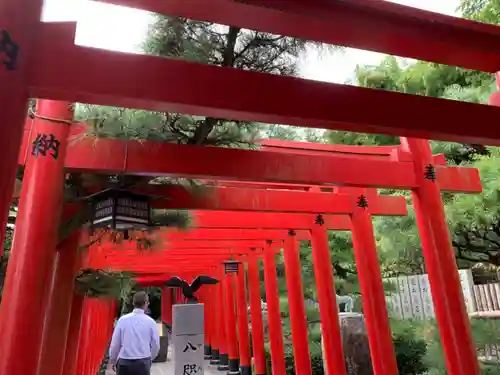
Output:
[322, 295, 373, 375]
[172, 303, 205, 375]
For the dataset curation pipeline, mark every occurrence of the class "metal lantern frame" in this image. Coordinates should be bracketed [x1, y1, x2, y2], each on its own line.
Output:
[223, 260, 241, 274]
[91, 189, 151, 232]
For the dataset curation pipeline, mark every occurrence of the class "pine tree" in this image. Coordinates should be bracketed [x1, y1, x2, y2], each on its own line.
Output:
[78, 16, 318, 146]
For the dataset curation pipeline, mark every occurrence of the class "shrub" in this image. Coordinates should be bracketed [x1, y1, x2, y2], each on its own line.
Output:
[264, 342, 325, 375]
[391, 320, 428, 375]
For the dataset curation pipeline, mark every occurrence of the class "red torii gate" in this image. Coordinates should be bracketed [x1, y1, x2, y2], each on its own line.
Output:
[3, 0, 499, 268]
[88, 215, 363, 375]
[69, 141, 480, 375]
[0, 3, 494, 371]
[1, 97, 484, 375]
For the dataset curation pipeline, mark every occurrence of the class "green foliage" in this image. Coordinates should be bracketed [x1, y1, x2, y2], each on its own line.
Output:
[374, 203, 425, 277]
[75, 268, 134, 299]
[0, 228, 13, 302]
[340, 28, 500, 271]
[446, 149, 500, 265]
[389, 318, 500, 375]
[391, 320, 428, 375]
[459, 0, 500, 25]
[354, 55, 493, 100]
[348, 55, 493, 165]
[150, 209, 191, 229]
[264, 343, 325, 375]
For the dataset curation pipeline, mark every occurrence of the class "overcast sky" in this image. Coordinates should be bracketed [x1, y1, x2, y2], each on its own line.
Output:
[42, 0, 461, 83]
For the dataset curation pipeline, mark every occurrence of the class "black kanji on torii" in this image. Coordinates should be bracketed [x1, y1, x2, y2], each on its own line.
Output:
[31, 133, 61, 160]
[356, 194, 369, 209]
[315, 214, 325, 226]
[424, 164, 437, 182]
[0, 30, 20, 71]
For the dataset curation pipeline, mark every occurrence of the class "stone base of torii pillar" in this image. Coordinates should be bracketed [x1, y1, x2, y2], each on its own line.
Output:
[322, 313, 373, 375]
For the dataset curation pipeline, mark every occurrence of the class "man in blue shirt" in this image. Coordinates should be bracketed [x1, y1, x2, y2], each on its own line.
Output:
[109, 291, 161, 374]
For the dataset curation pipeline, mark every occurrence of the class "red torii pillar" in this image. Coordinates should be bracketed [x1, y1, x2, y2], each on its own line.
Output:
[0, 100, 73, 374]
[161, 287, 173, 326]
[210, 284, 221, 364]
[262, 242, 286, 375]
[348, 188, 398, 375]
[302, 189, 348, 375]
[0, 0, 44, 250]
[62, 229, 92, 375]
[202, 288, 214, 360]
[37, 226, 83, 375]
[196, 286, 213, 361]
[61, 293, 85, 375]
[76, 298, 116, 375]
[207, 276, 224, 364]
[209, 269, 222, 366]
[223, 268, 241, 375]
[401, 137, 480, 375]
[283, 232, 312, 375]
[236, 263, 251, 375]
[217, 276, 230, 371]
[76, 298, 94, 375]
[247, 257, 267, 375]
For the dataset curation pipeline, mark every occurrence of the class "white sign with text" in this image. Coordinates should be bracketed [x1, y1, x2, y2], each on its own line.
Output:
[173, 303, 205, 375]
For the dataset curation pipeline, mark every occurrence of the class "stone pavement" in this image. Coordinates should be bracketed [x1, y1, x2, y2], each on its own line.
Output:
[106, 347, 219, 375]
[149, 359, 219, 375]
[106, 360, 218, 375]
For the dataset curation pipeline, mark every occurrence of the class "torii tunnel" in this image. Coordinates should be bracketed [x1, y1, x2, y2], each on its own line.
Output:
[1, 1, 499, 374]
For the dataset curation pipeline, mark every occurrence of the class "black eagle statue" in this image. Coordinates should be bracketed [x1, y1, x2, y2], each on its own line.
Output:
[166, 275, 219, 303]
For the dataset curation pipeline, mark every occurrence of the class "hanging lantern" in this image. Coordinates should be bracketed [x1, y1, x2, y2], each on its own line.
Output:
[223, 260, 241, 274]
[91, 189, 151, 231]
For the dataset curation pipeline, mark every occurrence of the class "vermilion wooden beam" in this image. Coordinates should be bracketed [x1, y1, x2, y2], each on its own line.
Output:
[203, 180, 311, 191]
[92, 237, 285, 270]
[95, 0, 500, 72]
[155, 229, 306, 241]
[101, 239, 268, 250]
[136, 274, 198, 283]
[114, 268, 224, 274]
[17, 123, 480, 193]
[102, 260, 244, 268]
[29, 23, 500, 144]
[143, 186, 409, 214]
[104, 249, 263, 257]
[102, 259, 250, 269]
[91, 249, 254, 263]
[190, 211, 351, 230]
[260, 139, 447, 165]
[18, 122, 444, 164]
[261, 139, 400, 157]
[125, 267, 224, 272]
[17, 135, 409, 190]
[141, 274, 224, 283]
[152, 240, 266, 249]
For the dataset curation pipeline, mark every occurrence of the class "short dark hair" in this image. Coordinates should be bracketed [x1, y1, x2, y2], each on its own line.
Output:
[133, 291, 149, 308]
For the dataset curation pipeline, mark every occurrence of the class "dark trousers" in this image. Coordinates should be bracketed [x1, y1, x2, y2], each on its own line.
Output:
[117, 358, 152, 375]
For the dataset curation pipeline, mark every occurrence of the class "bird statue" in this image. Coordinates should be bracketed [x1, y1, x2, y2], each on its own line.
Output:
[166, 275, 219, 303]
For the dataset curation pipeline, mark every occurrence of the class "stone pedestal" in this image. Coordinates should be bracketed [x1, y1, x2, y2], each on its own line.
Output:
[322, 313, 373, 375]
[154, 323, 169, 363]
[172, 304, 205, 375]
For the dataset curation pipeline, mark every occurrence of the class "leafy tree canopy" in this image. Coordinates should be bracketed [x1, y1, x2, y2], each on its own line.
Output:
[326, 1, 500, 277]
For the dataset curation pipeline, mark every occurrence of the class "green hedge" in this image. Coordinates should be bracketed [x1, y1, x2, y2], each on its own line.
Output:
[263, 327, 427, 375]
